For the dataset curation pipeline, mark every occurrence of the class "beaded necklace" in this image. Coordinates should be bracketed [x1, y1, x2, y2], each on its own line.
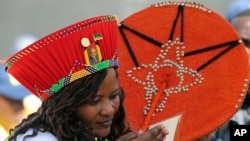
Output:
[93, 137, 109, 141]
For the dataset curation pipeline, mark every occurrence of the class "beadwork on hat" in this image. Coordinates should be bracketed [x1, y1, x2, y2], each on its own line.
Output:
[118, 1, 249, 140]
[5, 15, 119, 101]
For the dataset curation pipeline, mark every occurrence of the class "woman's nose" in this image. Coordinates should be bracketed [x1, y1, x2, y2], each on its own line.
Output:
[100, 100, 115, 116]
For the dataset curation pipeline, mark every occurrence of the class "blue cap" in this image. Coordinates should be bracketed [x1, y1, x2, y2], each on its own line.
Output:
[0, 64, 31, 100]
[226, 0, 250, 22]
[11, 34, 38, 55]
[0, 34, 37, 100]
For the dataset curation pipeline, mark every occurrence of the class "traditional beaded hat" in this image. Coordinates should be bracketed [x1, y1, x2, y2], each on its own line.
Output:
[118, 1, 249, 140]
[5, 15, 119, 101]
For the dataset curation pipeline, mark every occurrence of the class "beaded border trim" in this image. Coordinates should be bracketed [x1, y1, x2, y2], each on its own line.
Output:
[151, 1, 212, 13]
[35, 57, 118, 96]
[235, 79, 249, 109]
[5, 15, 118, 71]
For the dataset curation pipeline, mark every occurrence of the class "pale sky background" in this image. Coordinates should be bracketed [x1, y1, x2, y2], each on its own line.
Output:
[0, 0, 235, 59]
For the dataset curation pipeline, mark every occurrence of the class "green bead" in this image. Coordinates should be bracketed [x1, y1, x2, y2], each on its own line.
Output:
[93, 60, 109, 70]
[51, 78, 64, 92]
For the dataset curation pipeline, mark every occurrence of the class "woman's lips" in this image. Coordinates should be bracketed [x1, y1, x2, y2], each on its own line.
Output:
[96, 119, 113, 128]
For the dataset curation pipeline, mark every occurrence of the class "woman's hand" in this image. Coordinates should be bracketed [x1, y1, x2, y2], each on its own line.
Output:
[117, 124, 169, 141]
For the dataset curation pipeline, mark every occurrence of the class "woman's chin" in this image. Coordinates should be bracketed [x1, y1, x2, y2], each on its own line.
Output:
[94, 127, 111, 138]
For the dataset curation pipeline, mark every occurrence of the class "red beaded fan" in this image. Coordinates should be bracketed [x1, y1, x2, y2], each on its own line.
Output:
[118, 1, 249, 140]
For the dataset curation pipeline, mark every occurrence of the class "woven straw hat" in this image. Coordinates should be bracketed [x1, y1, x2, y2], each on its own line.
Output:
[118, 1, 249, 140]
[5, 15, 119, 101]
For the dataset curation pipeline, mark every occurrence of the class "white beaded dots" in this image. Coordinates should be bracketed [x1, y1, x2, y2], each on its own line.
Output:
[235, 78, 249, 109]
[152, 1, 212, 13]
[126, 38, 204, 115]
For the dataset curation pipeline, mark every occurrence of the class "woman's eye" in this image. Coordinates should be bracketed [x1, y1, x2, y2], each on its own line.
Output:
[110, 93, 119, 100]
[90, 98, 100, 105]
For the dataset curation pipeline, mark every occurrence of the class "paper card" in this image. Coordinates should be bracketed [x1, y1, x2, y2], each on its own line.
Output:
[149, 113, 182, 141]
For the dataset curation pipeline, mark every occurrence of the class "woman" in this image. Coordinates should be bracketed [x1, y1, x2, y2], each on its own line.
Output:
[4, 15, 168, 141]
[7, 68, 167, 141]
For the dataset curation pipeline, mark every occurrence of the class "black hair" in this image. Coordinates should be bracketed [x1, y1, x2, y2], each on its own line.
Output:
[6, 68, 130, 141]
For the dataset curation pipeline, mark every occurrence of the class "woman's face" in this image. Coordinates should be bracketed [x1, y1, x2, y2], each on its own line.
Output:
[76, 68, 120, 138]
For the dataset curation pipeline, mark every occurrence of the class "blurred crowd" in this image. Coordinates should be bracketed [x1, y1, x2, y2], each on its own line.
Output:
[0, 34, 41, 141]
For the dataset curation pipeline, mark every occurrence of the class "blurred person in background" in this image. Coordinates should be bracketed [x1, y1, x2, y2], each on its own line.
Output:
[0, 34, 41, 141]
[227, 8, 250, 126]
[226, 0, 250, 23]
[215, 8, 250, 141]
[231, 9, 250, 119]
